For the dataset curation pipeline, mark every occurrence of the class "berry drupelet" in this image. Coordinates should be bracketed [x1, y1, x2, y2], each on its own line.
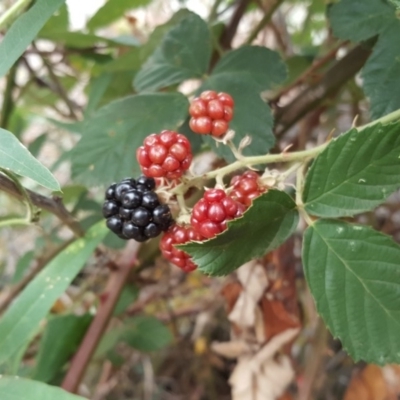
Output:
[189, 90, 234, 137]
[136, 130, 192, 180]
[103, 176, 173, 242]
[160, 224, 204, 272]
[230, 171, 267, 208]
[191, 188, 245, 239]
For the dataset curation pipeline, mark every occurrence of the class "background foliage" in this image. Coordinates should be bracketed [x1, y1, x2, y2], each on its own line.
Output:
[0, 0, 400, 399]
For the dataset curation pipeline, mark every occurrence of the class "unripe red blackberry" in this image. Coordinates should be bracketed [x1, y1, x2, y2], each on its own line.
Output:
[189, 91, 234, 137]
[230, 171, 267, 207]
[160, 224, 204, 272]
[191, 188, 245, 239]
[136, 130, 192, 180]
[103, 176, 173, 242]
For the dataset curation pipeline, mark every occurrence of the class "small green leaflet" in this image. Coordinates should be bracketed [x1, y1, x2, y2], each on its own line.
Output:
[180, 191, 299, 276]
[303, 122, 400, 218]
[303, 219, 400, 364]
[0, 128, 60, 191]
[0, 0, 65, 78]
[0, 221, 107, 365]
[0, 376, 86, 400]
[134, 12, 211, 92]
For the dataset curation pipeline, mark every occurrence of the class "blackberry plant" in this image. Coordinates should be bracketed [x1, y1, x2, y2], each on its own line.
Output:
[1, 1, 400, 399]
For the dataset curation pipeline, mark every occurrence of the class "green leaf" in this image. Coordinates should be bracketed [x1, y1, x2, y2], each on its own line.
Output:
[0, 376, 86, 400]
[197, 46, 287, 159]
[87, 0, 151, 31]
[303, 122, 400, 218]
[139, 9, 191, 62]
[0, 222, 107, 365]
[212, 46, 287, 91]
[11, 251, 34, 284]
[303, 219, 400, 364]
[180, 191, 299, 276]
[70, 93, 188, 186]
[0, 128, 60, 191]
[85, 73, 113, 117]
[134, 13, 211, 92]
[328, 0, 395, 42]
[0, 0, 65, 78]
[39, 31, 128, 49]
[100, 48, 142, 72]
[34, 314, 92, 383]
[28, 134, 47, 158]
[39, 4, 69, 36]
[90, 71, 136, 107]
[388, 0, 400, 9]
[113, 286, 139, 316]
[97, 316, 173, 356]
[361, 21, 400, 119]
[122, 316, 173, 351]
[200, 73, 275, 160]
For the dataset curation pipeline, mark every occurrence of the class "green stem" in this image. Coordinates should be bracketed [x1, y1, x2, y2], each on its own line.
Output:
[0, 0, 32, 30]
[0, 169, 37, 223]
[358, 107, 400, 131]
[245, 0, 284, 44]
[171, 105, 400, 196]
[0, 217, 30, 228]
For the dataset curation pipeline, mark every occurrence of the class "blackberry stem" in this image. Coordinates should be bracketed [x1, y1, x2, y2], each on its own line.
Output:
[171, 107, 400, 197]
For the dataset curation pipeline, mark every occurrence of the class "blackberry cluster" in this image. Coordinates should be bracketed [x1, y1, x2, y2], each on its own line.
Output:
[160, 224, 204, 272]
[191, 188, 245, 239]
[136, 130, 192, 180]
[103, 176, 173, 242]
[189, 90, 234, 137]
[230, 171, 266, 208]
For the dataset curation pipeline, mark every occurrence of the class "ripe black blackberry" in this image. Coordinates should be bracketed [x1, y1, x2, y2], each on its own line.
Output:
[102, 176, 173, 242]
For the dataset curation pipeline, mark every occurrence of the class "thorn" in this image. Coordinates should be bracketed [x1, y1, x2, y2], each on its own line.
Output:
[282, 143, 293, 154]
[351, 114, 359, 128]
[326, 128, 336, 142]
[99, 292, 109, 304]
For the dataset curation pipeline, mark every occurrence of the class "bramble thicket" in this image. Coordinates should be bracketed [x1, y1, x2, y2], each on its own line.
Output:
[0, 0, 400, 399]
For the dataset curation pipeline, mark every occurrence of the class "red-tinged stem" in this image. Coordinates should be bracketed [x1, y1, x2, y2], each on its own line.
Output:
[61, 241, 140, 394]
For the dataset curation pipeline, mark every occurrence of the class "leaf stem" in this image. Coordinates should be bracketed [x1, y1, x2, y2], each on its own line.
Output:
[0, 217, 30, 228]
[0, 0, 31, 30]
[0, 173, 85, 237]
[358, 107, 400, 131]
[171, 143, 329, 195]
[0, 168, 37, 224]
[61, 241, 141, 394]
[172, 105, 400, 197]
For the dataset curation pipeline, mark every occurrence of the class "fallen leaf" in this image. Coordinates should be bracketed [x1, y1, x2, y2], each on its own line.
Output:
[344, 365, 385, 400]
[229, 261, 268, 328]
[222, 281, 242, 313]
[261, 298, 300, 340]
